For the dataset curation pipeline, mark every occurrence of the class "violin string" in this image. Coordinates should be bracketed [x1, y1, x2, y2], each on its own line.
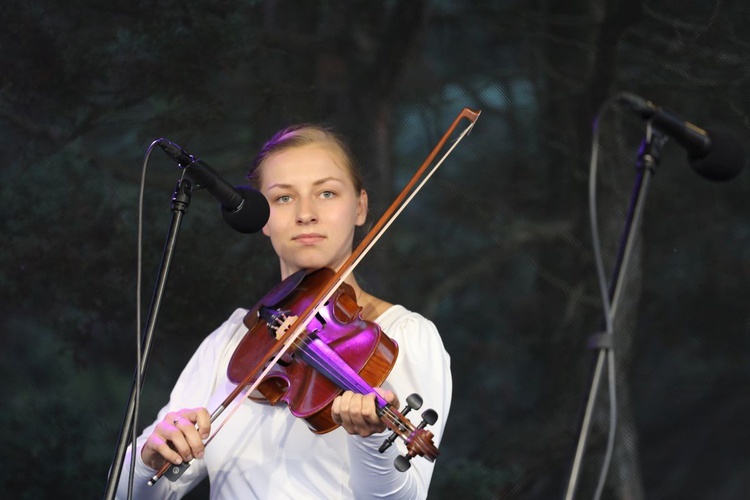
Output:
[265, 314, 412, 430]
[267, 311, 410, 428]
[288, 332, 412, 432]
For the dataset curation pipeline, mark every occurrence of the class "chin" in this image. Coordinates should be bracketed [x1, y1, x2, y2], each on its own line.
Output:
[281, 249, 345, 275]
[286, 258, 331, 273]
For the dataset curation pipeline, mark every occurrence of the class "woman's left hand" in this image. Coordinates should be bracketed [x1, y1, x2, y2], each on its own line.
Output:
[331, 388, 399, 437]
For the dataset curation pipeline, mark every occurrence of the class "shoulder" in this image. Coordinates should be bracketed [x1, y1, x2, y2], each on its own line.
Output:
[376, 305, 447, 356]
[376, 305, 436, 333]
[197, 308, 250, 351]
[376, 305, 452, 418]
[185, 308, 251, 377]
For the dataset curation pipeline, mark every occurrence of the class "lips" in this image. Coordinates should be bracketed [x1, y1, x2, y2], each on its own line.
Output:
[292, 233, 325, 244]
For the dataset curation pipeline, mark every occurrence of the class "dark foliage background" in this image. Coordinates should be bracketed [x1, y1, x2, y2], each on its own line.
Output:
[1, 1, 749, 498]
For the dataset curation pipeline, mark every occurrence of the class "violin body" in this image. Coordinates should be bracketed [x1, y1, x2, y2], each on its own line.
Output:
[227, 268, 399, 434]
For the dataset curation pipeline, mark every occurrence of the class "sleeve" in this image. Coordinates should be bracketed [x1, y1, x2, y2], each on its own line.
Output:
[114, 309, 248, 500]
[347, 311, 452, 499]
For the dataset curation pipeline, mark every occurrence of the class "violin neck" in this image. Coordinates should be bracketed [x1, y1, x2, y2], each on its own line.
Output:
[297, 335, 390, 410]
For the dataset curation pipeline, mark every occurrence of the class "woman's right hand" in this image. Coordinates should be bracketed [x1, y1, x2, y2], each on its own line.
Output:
[141, 407, 212, 470]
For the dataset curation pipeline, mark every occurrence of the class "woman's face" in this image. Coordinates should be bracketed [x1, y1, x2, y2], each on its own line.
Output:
[259, 144, 367, 279]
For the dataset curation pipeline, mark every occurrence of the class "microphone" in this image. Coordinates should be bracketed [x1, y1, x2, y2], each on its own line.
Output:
[617, 92, 745, 181]
[158, 138, 270, 233]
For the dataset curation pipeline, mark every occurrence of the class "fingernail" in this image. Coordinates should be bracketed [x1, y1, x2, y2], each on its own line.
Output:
[197, 450, 204, 459]
[186, 455, 192, 461]
[175, 457, 183, 464]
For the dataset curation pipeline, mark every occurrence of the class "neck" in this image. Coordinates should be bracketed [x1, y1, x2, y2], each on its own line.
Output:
[279, 265, 392, 321]
[345, 275, 393, 322]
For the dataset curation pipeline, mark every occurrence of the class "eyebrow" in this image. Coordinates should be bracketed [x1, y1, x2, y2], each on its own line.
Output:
[266, 176, 345, 190]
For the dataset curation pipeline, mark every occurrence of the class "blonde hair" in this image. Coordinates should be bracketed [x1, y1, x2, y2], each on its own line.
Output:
[247, 124, 365, 193]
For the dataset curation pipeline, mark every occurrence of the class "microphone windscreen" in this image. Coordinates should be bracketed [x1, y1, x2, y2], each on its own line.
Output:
[221, 186, 270, 234]
[689, 127, 746, 181]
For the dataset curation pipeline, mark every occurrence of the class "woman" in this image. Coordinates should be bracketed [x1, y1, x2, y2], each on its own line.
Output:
[117, 125, 452, 499]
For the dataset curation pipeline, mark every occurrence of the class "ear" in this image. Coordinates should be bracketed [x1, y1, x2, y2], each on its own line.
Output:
[262, 223, 270, 237]
[355, 189, 368, 226]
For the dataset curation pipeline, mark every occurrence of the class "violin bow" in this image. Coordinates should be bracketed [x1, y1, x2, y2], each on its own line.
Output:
[149, 107, 481, 485]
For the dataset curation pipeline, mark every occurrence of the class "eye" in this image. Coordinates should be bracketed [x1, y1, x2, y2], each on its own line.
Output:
[275, 194, 293, 204]
[320, 190, 335, 199]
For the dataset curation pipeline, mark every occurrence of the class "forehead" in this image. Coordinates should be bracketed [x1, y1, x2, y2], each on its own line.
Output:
[260, 144, 352, 187]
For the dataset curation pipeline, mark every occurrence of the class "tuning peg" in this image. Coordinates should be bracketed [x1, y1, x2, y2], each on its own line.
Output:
[404, 393, 423, 413]
[391, 408, 440, 470]
[378, 393, 423, 453]
[421, 409, 438, 427]
[394, 454, 412, 472]
[378, 433, 397, 453]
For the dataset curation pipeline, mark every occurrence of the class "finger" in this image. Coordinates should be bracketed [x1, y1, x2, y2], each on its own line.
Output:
[147, 434, 185, 467]
[171, 417, 203, 462]
[194, 407, 211, 440]
[172, 408, 211, 461]
[180, 407, 212, 440]
[144, 417, 193, 466]
[374, 387, 399, 409]
[162, 413, 197, 462]
[343, 393, 384, 437]
[359, 393, 383, 428]
[337, 391, 356, 430]
[331, 395, 343, 425]
[141, 434, 178, 470]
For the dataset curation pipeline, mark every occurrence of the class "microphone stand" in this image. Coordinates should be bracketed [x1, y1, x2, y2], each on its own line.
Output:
[563, 128, 668, 499]
[103, 178, 194, 500]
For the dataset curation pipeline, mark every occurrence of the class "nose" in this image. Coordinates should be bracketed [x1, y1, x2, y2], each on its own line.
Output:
[296, 196, 318, 225]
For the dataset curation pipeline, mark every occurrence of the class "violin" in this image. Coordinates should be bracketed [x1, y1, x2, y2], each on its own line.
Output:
[230, 266, 439, 469]
[148, 107, 480, 485]
[229, 267, 402, 435]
